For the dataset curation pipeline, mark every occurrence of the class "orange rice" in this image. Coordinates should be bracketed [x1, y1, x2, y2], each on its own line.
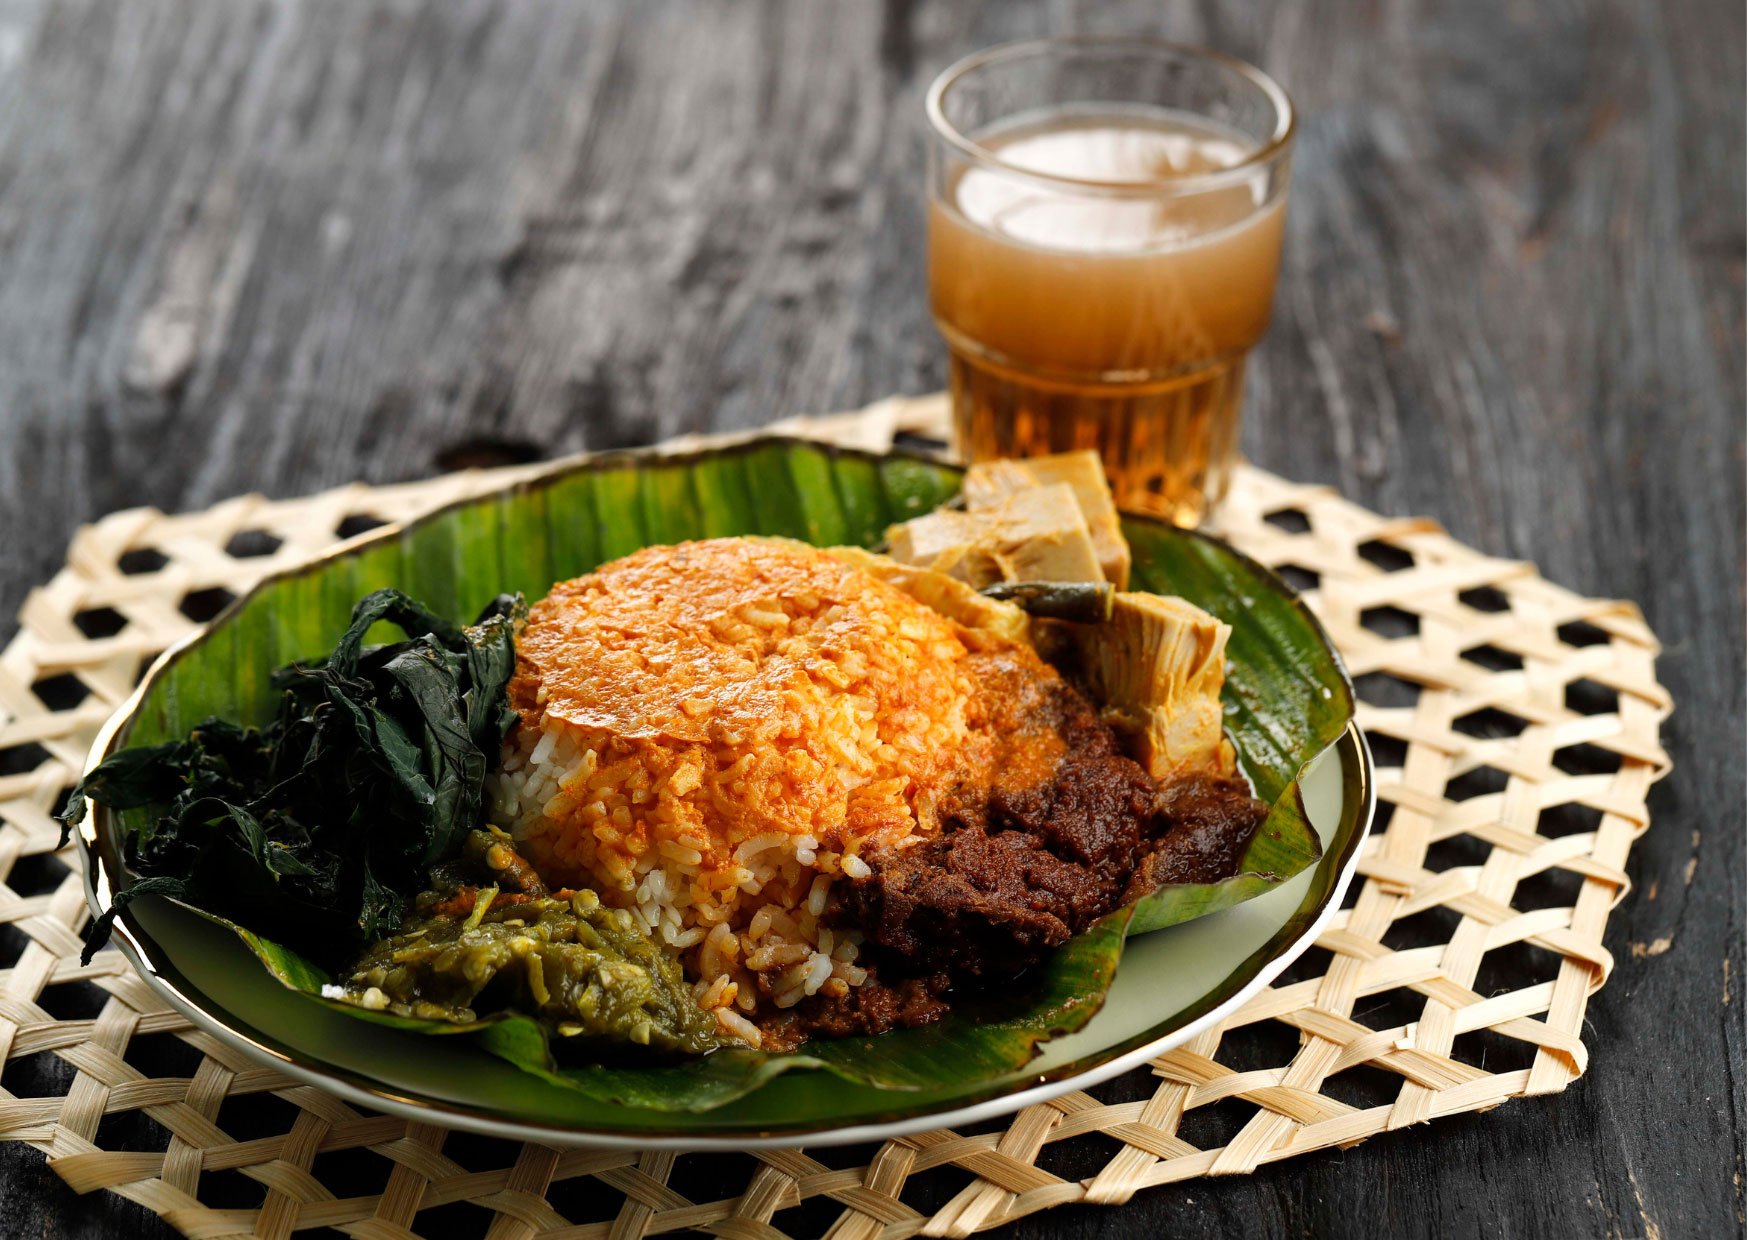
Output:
[488, 537, 990, 1043]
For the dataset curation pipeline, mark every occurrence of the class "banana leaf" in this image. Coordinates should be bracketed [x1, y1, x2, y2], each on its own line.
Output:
[97, 439, 1353, 1111]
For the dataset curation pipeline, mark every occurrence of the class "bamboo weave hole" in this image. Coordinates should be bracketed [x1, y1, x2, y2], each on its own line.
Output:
[0, 394, 1672, 1239]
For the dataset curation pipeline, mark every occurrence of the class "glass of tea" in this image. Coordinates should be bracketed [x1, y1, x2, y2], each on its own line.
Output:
[926, 38, 1296, 525]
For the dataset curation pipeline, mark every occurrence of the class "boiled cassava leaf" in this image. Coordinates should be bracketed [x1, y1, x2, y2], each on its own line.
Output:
[61, 589, 522, 965]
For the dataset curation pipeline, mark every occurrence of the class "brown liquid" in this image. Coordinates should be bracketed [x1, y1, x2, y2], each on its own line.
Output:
[930, 109, 1286, 524]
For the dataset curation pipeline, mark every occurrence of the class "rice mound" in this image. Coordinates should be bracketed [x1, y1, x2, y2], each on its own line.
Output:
[489, 537, 987, 1044]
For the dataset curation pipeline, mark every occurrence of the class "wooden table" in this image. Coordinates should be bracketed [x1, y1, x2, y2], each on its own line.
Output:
[0, 3, 1740, 1237]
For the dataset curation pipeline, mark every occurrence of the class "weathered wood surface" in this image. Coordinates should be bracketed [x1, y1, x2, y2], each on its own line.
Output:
[0, 1, 1740, 1237]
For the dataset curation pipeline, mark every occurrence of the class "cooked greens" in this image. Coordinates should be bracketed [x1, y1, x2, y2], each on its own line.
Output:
[980, 578, 1116, 622]
[60, 589, 522, 965]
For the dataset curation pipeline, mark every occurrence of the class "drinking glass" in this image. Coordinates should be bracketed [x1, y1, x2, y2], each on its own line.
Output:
[927, 37, 1296, 525]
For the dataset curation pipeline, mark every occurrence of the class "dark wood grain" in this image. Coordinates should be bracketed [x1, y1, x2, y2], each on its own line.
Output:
[0, 1, 1740, 1237]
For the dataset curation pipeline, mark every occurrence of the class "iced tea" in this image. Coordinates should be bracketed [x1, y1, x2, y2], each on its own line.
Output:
[927, 42, 1295, 525]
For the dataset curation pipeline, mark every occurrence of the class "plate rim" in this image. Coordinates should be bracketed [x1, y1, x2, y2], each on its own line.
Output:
[76, 435, 1375, 1149]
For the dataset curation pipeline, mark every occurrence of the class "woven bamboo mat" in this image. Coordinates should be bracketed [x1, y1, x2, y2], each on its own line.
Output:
[0, 394, 1672, 1238]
